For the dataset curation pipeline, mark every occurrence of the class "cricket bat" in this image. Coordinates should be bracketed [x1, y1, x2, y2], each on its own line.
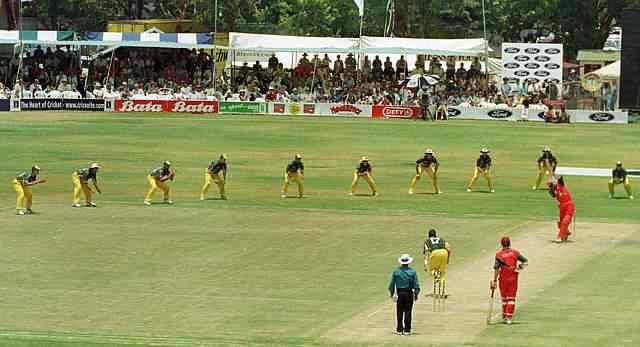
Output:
[486, 285, 496, 325]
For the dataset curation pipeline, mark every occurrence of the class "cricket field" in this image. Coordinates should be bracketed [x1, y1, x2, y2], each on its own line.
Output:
[1, 112, 639, 347]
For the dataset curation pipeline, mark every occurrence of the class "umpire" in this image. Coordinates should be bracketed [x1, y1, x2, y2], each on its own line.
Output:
[388, 254, 420, 335]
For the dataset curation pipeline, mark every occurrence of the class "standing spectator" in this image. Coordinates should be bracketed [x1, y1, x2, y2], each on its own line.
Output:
[396, 55, 408, 79]
[388, 254, 420, 336]
[383, 57, 395, 80]
[268, 54, 279, 70]
[333, 55, 344, 78]
[345, 53, 357, 74]
[455, 63, 467, 81]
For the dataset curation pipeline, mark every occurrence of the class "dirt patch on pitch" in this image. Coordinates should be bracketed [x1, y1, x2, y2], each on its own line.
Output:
[324, 222, 638, 345]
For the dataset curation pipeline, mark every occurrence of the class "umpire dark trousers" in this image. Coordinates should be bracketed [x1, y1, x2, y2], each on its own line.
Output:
[396, 288, 414, 333]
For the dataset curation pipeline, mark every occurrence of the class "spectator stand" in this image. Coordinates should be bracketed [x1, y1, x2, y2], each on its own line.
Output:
[227, 32, 493, 107]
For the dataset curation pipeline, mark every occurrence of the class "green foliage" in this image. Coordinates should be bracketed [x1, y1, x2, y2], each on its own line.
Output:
[30, 0, 640, 56]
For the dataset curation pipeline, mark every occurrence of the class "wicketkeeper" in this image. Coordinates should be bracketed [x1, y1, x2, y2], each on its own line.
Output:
[533, 147, 557, 190]
[467, 148, 494, 193]
[282, 154, 304, 198]
[13, 165, 46, 215]
[491, 236, 528, 325]
[144, 161, 175, 205]
[72, 162, 102, 207]
[423, 229, 451, 292]
[350, 156, 378, 196]
[201, 154, 228, 200]
[609, 161, 634, 199]
[409, 149, 441, 195]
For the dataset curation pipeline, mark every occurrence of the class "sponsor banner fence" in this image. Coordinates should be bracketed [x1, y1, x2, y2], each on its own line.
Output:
[0, 98, 9, 111]
[447, 106, 544, 121]
[313, 103, 372, 117]
[372, 105, 422, 119]
[219, 101, 267, 114]
[268, 102, 316, 115]
[114, 99, 219, 113]
[502, 43, 563, 85]
[19, 98, 105, 111]
[568, 110, 628, 124]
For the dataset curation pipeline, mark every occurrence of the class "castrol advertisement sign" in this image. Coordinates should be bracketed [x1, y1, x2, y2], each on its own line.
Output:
[372, 105, 421, 119]
[114, 100, 219, 113]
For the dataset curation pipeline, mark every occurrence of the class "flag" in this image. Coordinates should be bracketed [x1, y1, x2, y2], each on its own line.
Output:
[353, 0, 364, 17]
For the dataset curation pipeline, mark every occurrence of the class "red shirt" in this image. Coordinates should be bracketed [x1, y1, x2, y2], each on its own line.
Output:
[495, 248, 525, 281]
[555, 184, 573, 205]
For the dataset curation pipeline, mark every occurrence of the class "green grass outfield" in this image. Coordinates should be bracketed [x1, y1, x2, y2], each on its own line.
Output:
[1, 112, 639, 347]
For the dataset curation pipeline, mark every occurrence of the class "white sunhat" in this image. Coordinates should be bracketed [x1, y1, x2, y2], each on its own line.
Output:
[398, 254, 413, 265]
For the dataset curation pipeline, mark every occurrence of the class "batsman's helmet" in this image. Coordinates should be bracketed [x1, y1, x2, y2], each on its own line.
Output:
[428, 229, 437, 237]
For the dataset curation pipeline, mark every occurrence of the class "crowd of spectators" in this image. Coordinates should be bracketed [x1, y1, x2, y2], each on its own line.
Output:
[0, 45, 582, 115]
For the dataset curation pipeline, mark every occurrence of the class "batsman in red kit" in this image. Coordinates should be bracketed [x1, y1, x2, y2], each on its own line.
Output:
[491, 236, 528, 325]
[548, 176, 575, 243]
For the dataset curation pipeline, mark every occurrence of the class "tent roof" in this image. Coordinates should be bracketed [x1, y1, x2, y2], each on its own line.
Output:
[0, 30, 223, 49]
[589, 60, 620, 80]
[229, 32, 490, 56]
[229, 32, 359, 53]
[360, 36, 489, 56]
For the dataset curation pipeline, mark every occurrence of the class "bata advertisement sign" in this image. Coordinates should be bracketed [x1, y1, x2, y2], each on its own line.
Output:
[372, 105, 422, 119]
[114, 100, 219, 113]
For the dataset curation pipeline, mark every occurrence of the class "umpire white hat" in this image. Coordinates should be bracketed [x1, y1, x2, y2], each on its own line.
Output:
[398, 254, 413, 265]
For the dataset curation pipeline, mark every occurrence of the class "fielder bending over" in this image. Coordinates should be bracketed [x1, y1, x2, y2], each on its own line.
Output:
[13, 165, 46, 215]
[350, 156, 378, 196]
[467, 148, 494, 193]
[609, 161, 634, 199]
[409, 149, 441, 195]
[533, 147, 557, 190]
[144, 161, 175, 205]
[72, 162, 101, 207]
[201, 154, 228, 200]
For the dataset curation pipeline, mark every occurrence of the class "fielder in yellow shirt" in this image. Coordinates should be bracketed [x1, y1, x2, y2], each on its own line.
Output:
[467, 147, 494, 193]
[12, 165, 47, 215]
[609, 161, 634, 199]
[350, 156, 378, 196]
[144, 161, 175, 205]
[282, 154, 304, 198]
[409, 149, 441, 195]
[423, 229, 451, 297]
[72, 163, 102, 207]
[201, 154, 228, 200]
[533, 147, 557, 190]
